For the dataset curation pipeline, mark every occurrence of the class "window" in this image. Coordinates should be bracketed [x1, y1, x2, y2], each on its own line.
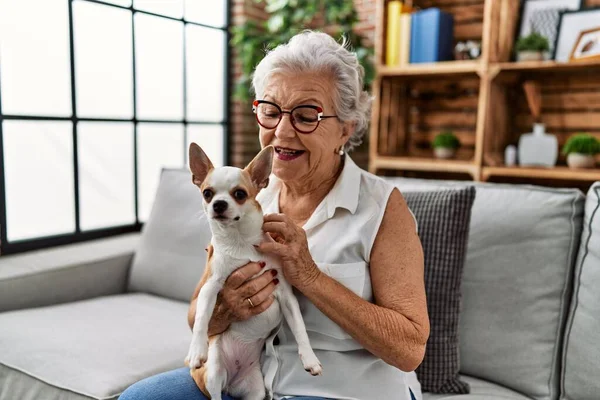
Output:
[0, 0, 229, 254]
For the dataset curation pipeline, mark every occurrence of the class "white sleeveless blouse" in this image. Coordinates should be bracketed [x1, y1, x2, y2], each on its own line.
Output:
[257, 156, 422, 400]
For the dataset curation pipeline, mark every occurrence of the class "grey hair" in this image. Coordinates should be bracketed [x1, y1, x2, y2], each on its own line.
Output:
[251, 30, 372, 152]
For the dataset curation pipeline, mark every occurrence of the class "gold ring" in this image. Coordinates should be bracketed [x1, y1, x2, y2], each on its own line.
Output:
[246, 298, 255, 308]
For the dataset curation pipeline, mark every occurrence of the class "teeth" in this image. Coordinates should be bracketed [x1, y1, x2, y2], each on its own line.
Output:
[276, 147, 301, 155]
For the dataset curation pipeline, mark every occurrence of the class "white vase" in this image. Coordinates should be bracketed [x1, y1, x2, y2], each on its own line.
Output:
[434, 147, 456, 159]
[518, 123, 558, 167]
[517, 51, 544, 62]
[567, 153, 596, 169]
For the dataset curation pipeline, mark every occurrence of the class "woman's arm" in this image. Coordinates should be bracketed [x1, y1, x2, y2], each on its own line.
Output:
[259, 188, 429, 372]
[302, 188, 429, 371]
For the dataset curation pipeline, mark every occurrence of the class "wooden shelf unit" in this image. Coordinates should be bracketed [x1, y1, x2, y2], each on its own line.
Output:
[369, 0, 600, 188]
[482, 166, 600, 182]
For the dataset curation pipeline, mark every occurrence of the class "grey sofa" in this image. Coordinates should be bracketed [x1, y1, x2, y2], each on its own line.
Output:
[0, 169, 598, 400]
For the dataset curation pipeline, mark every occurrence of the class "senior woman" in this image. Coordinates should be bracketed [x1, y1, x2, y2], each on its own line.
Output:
[120, 31, 429, 400]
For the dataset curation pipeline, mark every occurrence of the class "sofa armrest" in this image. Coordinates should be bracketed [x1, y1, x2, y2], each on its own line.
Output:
[0, 233, 140, 313]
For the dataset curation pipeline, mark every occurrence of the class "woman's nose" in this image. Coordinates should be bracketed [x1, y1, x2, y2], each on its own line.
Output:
[274, 114, 297, 139]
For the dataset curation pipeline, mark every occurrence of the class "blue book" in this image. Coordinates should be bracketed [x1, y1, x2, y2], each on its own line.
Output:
[410, 8, 454, 64]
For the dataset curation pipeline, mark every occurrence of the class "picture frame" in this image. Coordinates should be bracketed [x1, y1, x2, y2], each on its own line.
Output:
[518, 0, 582, 38]
[516, 0, 582, 58]
[554, 8, 600, 62]
[569, 27, 600, 62]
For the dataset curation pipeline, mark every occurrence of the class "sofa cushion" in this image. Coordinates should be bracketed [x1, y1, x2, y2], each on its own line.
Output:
[128, 168, 212, 302]
[391, 178, 585, 400]
[423, 375, 531, 400]
[0, 293, 190, 400]
[404, 188, 476, 394]
[561, 182, 600, 400]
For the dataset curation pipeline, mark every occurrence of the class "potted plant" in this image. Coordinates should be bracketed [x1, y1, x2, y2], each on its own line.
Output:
[432, 131, 460, 159]
[562, 133, 600, 169]
[515, 32, 550, 62]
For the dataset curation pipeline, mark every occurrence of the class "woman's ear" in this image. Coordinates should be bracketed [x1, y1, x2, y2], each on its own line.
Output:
[340, 121, 356, 148]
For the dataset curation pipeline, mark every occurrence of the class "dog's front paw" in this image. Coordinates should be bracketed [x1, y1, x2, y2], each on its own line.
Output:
[185, 336, 209, 369]
[299, 350, 322, 376]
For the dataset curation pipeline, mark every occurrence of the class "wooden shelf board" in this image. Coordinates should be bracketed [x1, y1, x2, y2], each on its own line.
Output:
[483, 166, 600, 181]
[496, 59, 600, 73]
[373, 156, 478, 175]
[378, 60, 481, 77]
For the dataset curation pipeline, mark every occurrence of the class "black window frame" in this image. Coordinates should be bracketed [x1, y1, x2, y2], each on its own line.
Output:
[0, 0, 231, 255]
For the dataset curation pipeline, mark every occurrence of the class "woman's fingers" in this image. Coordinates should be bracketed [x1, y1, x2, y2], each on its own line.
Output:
[264, 213, 288, 223]
[247, 277, 279, 309]
[262, 221, 291, 238]
[240, 269, 278, 299]
[256, 240, 287, 256]
[249, 295, 275, 316]
[225, 261, 264, 289]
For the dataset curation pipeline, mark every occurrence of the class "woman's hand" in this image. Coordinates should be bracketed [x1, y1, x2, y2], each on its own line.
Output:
[256, 213, 322, 291]
[190, 261, 278, 336]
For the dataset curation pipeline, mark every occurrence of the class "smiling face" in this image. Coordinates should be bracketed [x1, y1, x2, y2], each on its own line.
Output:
[258, 72, 352, 186]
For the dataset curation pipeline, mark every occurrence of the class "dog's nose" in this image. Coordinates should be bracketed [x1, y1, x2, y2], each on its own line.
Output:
[213, 200, 228, 214]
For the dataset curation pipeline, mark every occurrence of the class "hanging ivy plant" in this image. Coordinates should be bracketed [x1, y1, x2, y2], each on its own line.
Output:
[230, 0, 374, 102]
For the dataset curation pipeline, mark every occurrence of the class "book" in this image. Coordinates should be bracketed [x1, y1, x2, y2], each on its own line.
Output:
[386, 1, 402, 66]
[409, 8, 454, 64]
[398, 12, 412, 66]
[385, 1, 413, 66]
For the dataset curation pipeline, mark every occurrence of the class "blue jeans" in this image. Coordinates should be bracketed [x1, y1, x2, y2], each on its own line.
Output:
[119, 367, 417, 400]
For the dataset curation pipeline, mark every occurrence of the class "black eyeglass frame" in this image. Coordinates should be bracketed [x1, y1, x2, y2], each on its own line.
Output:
[252, 100, 338, 134]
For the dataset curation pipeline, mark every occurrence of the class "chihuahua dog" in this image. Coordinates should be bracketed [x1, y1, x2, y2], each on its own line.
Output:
[185, 143, 322, 400]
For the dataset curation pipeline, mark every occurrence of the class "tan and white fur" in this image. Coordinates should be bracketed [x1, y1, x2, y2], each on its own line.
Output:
[185, 143, 322, 400]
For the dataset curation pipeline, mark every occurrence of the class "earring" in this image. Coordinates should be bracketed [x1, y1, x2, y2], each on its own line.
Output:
[335, 146, 344, 156]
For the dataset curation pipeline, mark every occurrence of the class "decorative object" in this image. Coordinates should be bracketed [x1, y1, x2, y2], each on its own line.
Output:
[505, 145, 518, 166]
[515, 32, 550, 61]
[230, 0, 373, 101]
[519, 123, 559, 167]
[454, 40, 482, 60]
[569, 27, 600, 62]
[529, 8, 566, 58]
[404, 187, 476, 394]
[432, 131, 460, 159]
[562, 133, 600, 169]
[517, 0, 582, 58]
[519, 80, 558, 167]
[554, 9, 600, 62]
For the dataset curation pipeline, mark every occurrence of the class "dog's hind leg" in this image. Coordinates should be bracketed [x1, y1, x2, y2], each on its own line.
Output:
[230, 365, 266, 400]
[205, 336, 227, 400]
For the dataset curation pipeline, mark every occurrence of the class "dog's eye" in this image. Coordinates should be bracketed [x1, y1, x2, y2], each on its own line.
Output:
[202, 189, 213, 200]
[233, 189, 247, 201]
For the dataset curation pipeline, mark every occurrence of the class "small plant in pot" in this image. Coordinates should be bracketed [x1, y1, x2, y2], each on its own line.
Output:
[432, 131, 460, 159]
[562, 133, 600, 169]
[515, 32, 549, 62]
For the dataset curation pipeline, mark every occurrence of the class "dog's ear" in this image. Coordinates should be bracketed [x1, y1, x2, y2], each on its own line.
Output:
[189, 142, 214, 186]
[245, 145, 273, 190]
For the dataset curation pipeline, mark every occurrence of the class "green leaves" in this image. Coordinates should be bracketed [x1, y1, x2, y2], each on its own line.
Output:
[232, 0, 374, 102]
[515, 32, 550, 52]
[433, 132, 461, 149]
[562, 134, 600, 155]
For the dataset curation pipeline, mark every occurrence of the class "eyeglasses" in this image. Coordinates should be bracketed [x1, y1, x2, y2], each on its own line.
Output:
[252, 100, 338, 134]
